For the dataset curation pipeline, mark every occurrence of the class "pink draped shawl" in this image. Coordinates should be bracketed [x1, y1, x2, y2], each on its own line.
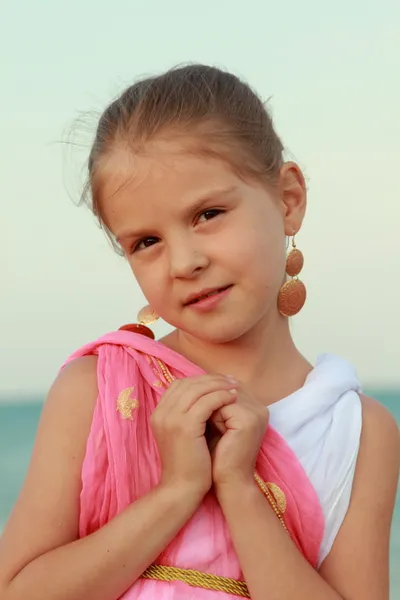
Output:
[63, 331, 324, 599]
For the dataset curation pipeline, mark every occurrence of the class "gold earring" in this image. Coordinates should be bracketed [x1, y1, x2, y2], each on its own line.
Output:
[137, 305, 159, 326]
[277, 233, 307, 317]
[119, 305, 159, 340]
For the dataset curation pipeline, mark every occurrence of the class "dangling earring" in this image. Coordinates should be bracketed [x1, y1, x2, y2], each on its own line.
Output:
[277, 232, 307, 317]
[119, 305, 159, 340]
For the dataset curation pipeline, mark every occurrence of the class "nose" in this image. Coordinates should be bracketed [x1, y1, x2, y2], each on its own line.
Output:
[168, 234, 209, 279]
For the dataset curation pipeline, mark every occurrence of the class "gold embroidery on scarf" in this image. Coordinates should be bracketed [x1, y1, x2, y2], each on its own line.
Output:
[266, 482, 287, 513]
[152, 380, 164, 388]
[253, 473, 288, 532]
[116, 387, 139, 420]
[155, 359, 176, 384]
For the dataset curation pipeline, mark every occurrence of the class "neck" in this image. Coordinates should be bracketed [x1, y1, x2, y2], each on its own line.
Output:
[162, 314, 312, 405]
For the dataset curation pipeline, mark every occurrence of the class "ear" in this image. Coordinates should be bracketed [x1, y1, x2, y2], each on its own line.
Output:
[278, 162, 307, 235]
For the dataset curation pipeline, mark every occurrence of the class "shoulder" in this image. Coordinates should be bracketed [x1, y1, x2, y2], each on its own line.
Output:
[57, 353, 98, 387]
[39, 353, 99, 445]
[49, 354, 99, 408]
[359, 393, 399, 465]
[357, 393, 399, 496]
[37, 355, 99, 445]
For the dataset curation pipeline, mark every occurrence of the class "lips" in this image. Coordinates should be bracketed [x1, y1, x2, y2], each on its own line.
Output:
[184, 285, 232, 305]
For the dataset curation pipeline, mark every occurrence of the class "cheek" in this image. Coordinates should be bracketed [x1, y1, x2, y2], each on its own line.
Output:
[221, 216, 286, 283]
[128, 260, 165, 304]
[245, 238, 286, 289]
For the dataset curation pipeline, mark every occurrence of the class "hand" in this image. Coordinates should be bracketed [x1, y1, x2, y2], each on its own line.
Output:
[211, 381, 269, 491]
[151, 375, 238, 499]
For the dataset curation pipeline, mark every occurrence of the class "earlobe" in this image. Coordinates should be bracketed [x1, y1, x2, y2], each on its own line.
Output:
[279, 162, 307, 234]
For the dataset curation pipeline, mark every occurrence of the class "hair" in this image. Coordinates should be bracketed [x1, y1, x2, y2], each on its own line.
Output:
[80, 64, 285, 252]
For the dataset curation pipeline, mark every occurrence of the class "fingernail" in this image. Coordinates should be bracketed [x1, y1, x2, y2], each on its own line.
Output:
[225, 375, 238, 383]
[229, 389, 237, 395]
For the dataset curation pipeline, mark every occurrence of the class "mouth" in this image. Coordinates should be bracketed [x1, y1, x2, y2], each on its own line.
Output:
[184, 285, 233, 306]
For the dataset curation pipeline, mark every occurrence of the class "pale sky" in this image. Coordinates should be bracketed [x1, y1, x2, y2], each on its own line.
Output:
[1, 0, 400, 397]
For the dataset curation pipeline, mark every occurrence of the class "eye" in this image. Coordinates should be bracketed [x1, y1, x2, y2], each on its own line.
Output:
[131, 237, 159, 253]
[197, 209, 223, 223]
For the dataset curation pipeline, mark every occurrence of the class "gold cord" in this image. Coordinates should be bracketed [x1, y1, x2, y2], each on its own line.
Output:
[142, 565, 251, 598]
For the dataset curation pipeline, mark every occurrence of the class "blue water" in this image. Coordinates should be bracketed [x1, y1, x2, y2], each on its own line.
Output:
[0, 392, 398, 594]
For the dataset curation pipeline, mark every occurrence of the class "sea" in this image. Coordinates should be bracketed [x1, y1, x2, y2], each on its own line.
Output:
[0, 392, 399, 596]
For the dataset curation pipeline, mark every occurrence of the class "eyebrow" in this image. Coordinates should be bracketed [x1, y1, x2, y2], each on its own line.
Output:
[182, 185, 237, 220]
[116, 185, 237, 243]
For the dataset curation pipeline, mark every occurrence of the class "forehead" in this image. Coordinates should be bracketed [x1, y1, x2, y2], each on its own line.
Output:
[96, 139, 243, 220]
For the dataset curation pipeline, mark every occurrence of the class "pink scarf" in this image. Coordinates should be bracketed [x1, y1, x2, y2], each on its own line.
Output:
[64, 331, 324, 599]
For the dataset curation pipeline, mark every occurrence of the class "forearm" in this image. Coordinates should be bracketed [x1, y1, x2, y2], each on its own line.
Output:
[217, 480, 343, 600]
[3, 483, 200, 600]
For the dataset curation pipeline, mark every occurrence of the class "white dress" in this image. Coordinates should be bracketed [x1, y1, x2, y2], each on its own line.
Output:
[268, 353, 362, 566]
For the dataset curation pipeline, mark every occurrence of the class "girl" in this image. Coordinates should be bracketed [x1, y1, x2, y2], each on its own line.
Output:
[0, 65, 398, 600]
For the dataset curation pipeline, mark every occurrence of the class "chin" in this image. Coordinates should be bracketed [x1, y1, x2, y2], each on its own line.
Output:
[182, 317, 259, 345]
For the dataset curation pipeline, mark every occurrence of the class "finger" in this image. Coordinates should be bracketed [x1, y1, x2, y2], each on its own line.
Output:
[181, 376, 238, 413]
[211, 385, 251, 421]
[188, 389, 238, 425]
[158, 375, 238, 413]
[156, 377, 201, 410]
[210, 409, 227, 434]
[217, 401, 269, 433]
[215, 401, 250, 430]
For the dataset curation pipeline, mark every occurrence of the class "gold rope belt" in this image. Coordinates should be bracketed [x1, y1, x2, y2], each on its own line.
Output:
[139, 358, 289, 596]
[142, 564, 250, 597]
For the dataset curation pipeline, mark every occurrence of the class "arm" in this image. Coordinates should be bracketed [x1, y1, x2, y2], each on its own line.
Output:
[216, 395, 399, 600]
[0, 357, 203, 600]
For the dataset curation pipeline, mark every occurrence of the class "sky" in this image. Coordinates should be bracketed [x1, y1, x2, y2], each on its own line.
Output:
[1, 0, 400, 397]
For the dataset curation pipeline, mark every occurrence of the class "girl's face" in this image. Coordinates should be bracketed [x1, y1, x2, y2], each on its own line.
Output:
[99, 138, 306, 343]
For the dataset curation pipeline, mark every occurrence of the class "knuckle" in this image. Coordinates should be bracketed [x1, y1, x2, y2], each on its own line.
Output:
[243, 412, 258, 427]
[150, 411, 161, 430]
[161, 415, 175, 431]
[168, 379, 180, 392]
[216, 390, 232, 404]
[217, 388, 232, 398]
[174, 421, 190, 437]
[164, 415, 186, 435]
